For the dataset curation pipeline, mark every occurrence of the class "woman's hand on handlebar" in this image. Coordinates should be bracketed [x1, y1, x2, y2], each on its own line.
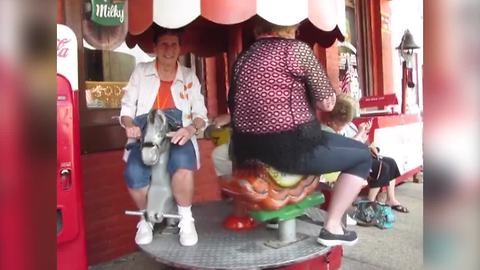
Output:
[125, 126, 141, 139]
[121, 116, 141, 139]
[212, 114, 231, 128]
[171, 126, 195, 145]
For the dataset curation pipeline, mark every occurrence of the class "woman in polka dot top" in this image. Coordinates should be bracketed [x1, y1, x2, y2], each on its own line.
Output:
[228, 18, 372, 246]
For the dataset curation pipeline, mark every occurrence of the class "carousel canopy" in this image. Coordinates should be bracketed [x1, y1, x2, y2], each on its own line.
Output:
[126, 0, 347, 56]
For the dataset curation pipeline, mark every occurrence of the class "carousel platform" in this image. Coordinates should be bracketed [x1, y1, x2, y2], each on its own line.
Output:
[139, 201, 332, 270]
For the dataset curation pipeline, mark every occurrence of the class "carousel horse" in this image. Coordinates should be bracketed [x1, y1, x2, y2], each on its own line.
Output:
[125, 109, 180, 224]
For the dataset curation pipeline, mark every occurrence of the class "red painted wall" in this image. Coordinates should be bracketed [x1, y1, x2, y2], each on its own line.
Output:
[314, 43, 340, 93]
[380, 0, 394, 95]
[81, 151, 136, 265]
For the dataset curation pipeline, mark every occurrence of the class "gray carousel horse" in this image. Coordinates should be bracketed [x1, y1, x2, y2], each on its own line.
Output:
[125, 109, 181, 224]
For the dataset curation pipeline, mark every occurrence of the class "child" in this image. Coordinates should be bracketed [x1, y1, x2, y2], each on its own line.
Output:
[321, 95, 409, 213]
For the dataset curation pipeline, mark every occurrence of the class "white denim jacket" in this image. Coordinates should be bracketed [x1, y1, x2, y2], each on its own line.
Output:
[120, 60, 208, 168]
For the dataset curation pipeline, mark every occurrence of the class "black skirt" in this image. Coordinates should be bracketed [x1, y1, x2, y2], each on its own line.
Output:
[230, 120, 326, 173]
[368, 156, 401, 188]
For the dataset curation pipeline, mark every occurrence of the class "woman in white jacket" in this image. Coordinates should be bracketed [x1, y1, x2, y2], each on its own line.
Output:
[120, 29, 207, 247]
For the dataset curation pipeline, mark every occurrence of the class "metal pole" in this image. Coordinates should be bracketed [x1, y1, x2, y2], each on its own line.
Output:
[278, 219, 297, 243]
[125, 211, 181, 220]
[125, 210, 144, 216]
[401, 61, 408, 114]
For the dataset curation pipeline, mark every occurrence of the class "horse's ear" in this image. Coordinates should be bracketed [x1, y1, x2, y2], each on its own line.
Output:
[159, 111, 167, 126]
[149, 110, 156, 124]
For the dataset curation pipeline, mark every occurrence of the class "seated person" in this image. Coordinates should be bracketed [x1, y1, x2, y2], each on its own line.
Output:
[207, 114, 315, 229]
[207, 114, 232, 180]
[120, 29, 208, 246]
[321, 94, 409, 213]
[229, 19, 372, 246]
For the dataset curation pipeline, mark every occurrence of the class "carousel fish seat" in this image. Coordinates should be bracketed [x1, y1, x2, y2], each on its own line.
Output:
[249, 192, 325, 222]
[220, 162, 326, 246]
[221, 163, 322, 211]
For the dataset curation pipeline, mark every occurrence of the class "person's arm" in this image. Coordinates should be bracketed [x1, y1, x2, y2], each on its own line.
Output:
[120, 116, 141, 139]
[368, 143, 380, 159]
[352, 126, 368, 143]
[120, 65, 141, 139]
[171, 73, 207, 145]
[212, 114, 231, 128]
[352, 120, 372, 143]
[288, 41, 337, 112]
[189, 74, 208, 130]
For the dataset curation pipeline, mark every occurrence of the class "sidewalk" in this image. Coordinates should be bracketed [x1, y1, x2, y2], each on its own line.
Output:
[342, 181, 423, 270]
[90, 181, 423, 270]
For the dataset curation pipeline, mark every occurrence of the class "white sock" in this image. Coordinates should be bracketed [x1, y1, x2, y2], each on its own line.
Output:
[178, 205, 193, 220]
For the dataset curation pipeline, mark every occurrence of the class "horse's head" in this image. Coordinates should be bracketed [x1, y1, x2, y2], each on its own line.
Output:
[142, 109, 170, 166]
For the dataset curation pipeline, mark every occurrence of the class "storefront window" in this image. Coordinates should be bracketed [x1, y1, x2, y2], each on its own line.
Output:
[339, 0, 362, 100]
[83, 41, 154, 109]
[339, 0, 375, 99]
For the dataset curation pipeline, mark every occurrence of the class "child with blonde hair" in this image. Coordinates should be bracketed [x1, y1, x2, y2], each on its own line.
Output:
[321, 94, 409, 213]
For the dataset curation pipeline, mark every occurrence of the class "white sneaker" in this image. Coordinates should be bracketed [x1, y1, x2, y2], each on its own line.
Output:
[178, 217, 198, 246]
[135, 219, 153, 245]
[346, 214, 357, 226]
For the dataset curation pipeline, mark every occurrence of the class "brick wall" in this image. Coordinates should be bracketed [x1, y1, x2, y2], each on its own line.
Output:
[82, 151, 136, 265]
[82, 140, 221, 266]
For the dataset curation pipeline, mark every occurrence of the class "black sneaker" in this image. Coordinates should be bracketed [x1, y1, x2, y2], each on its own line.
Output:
[317, 228, 358, 247]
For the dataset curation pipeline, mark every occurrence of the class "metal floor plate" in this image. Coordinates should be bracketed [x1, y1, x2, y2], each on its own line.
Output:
[139, 201, 331, 270]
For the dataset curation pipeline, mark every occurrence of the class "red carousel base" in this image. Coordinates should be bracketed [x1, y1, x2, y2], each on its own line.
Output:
[279, 245, 343, 270]
[223, 215, 257, 231]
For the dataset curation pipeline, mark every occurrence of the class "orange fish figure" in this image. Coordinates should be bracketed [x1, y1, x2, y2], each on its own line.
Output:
[220, 163, 319, 211]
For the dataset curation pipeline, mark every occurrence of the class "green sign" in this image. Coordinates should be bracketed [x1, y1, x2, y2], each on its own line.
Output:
[91, 0, 125, 26]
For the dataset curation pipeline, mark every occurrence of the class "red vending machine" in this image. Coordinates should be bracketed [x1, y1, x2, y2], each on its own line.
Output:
[57, 24, 88, 270]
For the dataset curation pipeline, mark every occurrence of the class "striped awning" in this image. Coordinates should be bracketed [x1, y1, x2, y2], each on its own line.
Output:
[127, 0, 346, 55]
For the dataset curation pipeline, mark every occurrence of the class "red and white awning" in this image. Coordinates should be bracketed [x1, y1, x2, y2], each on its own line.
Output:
[129, 0, 346, 35]
[127, 0, 346, 56]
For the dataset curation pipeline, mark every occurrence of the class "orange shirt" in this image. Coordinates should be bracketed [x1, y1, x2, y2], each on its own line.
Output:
[153, 80, 175, 109]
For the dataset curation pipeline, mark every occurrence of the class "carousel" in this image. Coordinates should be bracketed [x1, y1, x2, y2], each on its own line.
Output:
[122, 1, 347, 269]
[60, 0, 350, 269]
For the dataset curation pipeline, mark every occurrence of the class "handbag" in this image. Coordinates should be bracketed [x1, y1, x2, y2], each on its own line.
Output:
[352, 200, 395, 229]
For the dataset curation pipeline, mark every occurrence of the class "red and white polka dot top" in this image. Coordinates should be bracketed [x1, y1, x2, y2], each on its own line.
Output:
[228, 37, 336, 172]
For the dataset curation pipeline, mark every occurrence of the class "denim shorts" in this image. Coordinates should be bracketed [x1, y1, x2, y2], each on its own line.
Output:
[124, 109, 197, 189]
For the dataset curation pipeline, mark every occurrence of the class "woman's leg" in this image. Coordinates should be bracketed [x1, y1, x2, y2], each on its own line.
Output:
[300, 132, 372, 177]
[368, 187, 381, 202]
[386, 179, 401, 206]
[380, 156, 402, 206]
[367, 158, 389, 202]
[324, 173, 365, 234]
[301, 132, 372, 235]
[168, 141, 197, 207]
[212, 143, 233, 177]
